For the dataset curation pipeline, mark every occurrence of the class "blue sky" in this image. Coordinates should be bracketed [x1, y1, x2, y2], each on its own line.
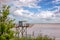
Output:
[0, 0, 60, 23]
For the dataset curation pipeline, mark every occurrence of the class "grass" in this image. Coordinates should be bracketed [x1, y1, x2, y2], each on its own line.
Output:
[13, 35, 55, 40]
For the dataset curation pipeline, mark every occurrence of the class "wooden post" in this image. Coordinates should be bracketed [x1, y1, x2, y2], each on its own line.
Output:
[21, 26, 24, 37]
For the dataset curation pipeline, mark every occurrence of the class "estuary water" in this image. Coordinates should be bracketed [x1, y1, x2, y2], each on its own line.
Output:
[27, 24, 60, 40]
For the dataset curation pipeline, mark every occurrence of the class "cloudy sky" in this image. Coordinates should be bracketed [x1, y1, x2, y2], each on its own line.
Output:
[0, 0, 60, 23]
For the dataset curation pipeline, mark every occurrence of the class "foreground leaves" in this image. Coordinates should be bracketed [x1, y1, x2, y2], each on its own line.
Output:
[0, 5, 15, 40]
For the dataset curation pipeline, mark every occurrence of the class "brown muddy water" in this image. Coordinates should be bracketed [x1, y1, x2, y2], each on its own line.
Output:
[13, 23, 60, 40]
[27, 23, 60, 40]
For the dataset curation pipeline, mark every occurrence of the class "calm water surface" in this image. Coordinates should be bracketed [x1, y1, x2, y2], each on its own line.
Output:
[27, 24, 60, 40]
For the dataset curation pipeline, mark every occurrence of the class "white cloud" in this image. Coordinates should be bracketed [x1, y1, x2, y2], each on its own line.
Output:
[13, 9, 60, 23]
[51, 6, 60, 14]
[13, 9, 56, 19]
[37, 11, 54, 18]
[19, 0, 36, 3]
[13, 9, 35, 18]
[55, 6, 60, 10]
[8, 15, 15, 19]
[55, 0, 60, 2]
[0, 0, 13, 5]
[52, 0, 60, 4]
[12, 0, 41, 8]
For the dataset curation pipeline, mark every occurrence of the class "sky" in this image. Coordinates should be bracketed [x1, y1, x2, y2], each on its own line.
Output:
[0, 0, 60, 23]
